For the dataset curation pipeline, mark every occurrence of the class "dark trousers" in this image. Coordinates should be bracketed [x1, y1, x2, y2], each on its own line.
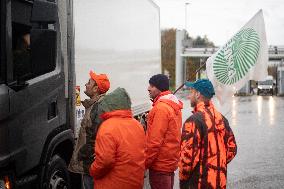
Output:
[149, 169, 174, 189]
[82, 174, 94, 189]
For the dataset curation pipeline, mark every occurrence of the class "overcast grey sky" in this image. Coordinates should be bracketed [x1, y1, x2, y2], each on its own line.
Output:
[152, 0, 284, 46]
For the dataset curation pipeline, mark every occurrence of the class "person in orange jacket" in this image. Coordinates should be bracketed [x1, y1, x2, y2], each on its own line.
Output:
[146, 74, 183, 189]
[89, 87, 146, 189]
[179, 79, 237, 189]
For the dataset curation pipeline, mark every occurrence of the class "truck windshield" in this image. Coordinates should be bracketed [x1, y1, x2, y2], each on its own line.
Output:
[259, 80, 273, 85]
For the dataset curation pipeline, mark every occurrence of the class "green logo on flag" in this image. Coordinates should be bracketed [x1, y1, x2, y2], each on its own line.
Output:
[213, 28, 260, 85]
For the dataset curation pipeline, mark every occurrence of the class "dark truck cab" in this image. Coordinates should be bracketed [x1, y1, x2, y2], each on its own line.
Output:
[0, 0, 161, 188]
[0, 0, 77, 188]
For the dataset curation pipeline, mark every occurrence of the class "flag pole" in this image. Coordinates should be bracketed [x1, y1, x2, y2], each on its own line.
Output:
[173, 62, 206, 94]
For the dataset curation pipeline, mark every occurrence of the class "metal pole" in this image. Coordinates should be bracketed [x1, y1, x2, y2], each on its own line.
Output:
[185, 3, 190, 32]
[174, 62, 206, 95]
[175, 30, 185, 90]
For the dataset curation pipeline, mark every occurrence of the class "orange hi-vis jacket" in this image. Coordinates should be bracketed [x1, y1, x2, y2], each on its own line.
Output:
[179, 101, 237, 189]
[146, 91, 183, 172]
[89, 110, 146, 189]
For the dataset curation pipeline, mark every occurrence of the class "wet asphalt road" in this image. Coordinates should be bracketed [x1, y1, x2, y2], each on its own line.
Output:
[178, 95, 284, 189]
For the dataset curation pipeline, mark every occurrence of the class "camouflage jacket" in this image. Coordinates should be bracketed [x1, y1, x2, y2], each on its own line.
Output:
[68, 94, 104, 174]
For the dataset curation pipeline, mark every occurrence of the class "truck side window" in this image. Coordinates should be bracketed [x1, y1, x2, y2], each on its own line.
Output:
[12, 0, 57, 81]
[12, 23, 32, 80]
[0, 1, 4, 83]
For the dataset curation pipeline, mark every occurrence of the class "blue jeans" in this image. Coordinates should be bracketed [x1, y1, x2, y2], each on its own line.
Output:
[82, 174, 94, 189]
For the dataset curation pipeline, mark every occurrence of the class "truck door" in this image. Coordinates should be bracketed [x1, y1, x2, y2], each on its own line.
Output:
[0, 0, 9, 121]
[3, 0, 65, 175]
[0, 0, 12, 169]
[0, 84, 10, 169]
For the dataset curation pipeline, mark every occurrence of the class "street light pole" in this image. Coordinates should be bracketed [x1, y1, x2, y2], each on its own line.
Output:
[185, 2, 190, 32]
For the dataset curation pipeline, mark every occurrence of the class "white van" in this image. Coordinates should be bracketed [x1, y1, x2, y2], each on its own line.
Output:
[257, 76, 274, 95]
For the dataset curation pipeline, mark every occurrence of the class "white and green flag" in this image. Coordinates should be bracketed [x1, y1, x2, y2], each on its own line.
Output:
[206, 10, 268, 104]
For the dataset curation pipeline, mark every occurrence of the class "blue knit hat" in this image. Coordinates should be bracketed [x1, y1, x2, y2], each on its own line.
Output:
[185, 79, 215, 98]
[149, 74, 169, 92]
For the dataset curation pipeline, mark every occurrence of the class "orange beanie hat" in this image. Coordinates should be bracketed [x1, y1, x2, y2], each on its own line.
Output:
[89, 71, 110, 94]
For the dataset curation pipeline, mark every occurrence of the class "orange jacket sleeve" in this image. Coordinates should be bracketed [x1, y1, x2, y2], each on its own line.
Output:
[89, 127, 116, 179]
[145, 107, 169, 169]
[226, 127, 237, 164]
[179, 121, 201, 181]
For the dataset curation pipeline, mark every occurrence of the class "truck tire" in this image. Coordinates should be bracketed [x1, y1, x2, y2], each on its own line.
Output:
[43, 154, 70, 189]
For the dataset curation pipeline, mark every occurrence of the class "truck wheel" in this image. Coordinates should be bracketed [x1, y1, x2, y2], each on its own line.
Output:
[43, 155, 70, 189]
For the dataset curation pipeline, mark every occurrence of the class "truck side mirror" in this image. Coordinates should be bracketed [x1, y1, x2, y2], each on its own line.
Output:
[31, 29, 57, 77]
[31, 0, 57, 23]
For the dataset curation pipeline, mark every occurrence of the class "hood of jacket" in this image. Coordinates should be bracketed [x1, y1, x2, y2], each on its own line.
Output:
[98, 87, 132, 120]
[153, 90, 183, 114]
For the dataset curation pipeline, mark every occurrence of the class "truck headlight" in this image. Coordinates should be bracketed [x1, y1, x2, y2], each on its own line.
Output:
[270, 86, 272, 89]
[0, 176, 11, 189]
